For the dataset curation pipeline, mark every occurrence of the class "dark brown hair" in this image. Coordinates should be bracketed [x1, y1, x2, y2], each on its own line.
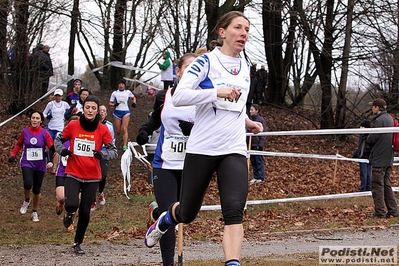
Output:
[212, 11, 250, 36]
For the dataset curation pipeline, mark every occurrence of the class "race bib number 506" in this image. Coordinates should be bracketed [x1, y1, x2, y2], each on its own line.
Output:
[74, 138, 95, 157]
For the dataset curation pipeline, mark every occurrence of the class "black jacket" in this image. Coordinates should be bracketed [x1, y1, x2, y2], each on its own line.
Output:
[366, 111, 394, 167]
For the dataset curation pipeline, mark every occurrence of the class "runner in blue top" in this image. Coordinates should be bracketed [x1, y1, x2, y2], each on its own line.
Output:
[136, 52, 198, 265]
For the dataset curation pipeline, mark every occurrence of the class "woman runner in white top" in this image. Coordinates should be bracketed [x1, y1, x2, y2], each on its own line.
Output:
[144, 11, 263, 266]
[137, 53, 198, 265]
[109, 79, 136, 151]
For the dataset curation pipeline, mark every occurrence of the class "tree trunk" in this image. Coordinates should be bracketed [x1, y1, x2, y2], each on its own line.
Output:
[263, 0, 285, 105]
[11, 0, 30, 114]
[0, 0, 8, 85]
[205, 0, 220, 47]
[391, 0, 399, 104]
[67, 0, 79, 92]
[319, 0, 335, 129]
[298, 0, 334, 128]
[110, 0, 127, 88]
[334, 0, 354, 128]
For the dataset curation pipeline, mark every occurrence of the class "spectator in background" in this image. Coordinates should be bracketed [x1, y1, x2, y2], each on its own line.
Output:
[157, 50, 174, 90]
[38, 45, 54, 95]
[67, 79, 82, 105]
[366, 98, 399, 218]
[248, 104, 267, 183]
[256, 65, 268, 103]
[352, 120, 372, 192]
[29, 44, 44, 93]
[246, 63, 258, 116]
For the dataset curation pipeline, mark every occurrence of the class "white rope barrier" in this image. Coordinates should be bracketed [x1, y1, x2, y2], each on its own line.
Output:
[247, 127, 399, 136]
[0, 77, 73, 127]
[199, 188, 399, 211]
[121, 128, 399, 207]
[91, 61, 160, 75]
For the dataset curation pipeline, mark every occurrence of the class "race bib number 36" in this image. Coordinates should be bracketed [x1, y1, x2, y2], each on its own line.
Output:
[162, 135, 188, 161]
[26, 148, 43, 161]
[74, 138, 95, 157]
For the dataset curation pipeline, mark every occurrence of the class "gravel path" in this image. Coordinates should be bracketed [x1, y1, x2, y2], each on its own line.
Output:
[1, 226, 398, 265]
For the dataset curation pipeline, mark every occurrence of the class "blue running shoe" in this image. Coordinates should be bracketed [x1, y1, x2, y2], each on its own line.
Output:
[145, 211, 167, 248]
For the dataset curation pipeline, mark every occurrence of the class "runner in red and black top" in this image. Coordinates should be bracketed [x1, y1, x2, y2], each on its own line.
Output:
[54, 95, 118, 255]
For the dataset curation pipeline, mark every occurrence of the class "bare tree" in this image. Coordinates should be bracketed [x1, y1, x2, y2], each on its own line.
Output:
[77, 0, 165, 90]
[11, 0, 30, 113]
[0, 1, 8, 85]
[356, 0, 399, 107]
[334, 0, 354, 128]
[66, 0, 80, 92]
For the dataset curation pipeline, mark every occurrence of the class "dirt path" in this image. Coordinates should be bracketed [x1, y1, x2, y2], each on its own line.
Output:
[1, 226, 398, 265]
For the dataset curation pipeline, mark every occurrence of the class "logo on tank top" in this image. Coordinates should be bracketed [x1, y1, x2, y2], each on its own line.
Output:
[230, 68, 238, 75]
[30, 137, 38, 145]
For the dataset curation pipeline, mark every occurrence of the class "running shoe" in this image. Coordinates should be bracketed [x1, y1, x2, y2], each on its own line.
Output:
[63, 212, 73, 228]
[225, 260, 241, 266]
[90, 202, 97, 211]
[67, 224, 74, 232]
[20, 200, 30, 214]
[145, 211, 167, 248]
[98, 192, 106, 206]
[146, 201, 158, 228]
[73, 243, 85, 255]
[31, 211, 39, 222]
[56, 203, 64, 215]
[123, 145, 128, 151]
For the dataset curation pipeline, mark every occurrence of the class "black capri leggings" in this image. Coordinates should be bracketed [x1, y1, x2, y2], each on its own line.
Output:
[64, 177, 99, 244]
[21, 167, 45, 195]
[175, 153, 248, 225]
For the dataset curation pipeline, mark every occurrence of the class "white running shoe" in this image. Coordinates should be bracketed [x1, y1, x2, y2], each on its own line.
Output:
[99, 192, 106, 206]
[90, 202, 97, 211]
[31, 212, 39, 222]
[145, 211, 167, 248]
[20, 200, 30, 214]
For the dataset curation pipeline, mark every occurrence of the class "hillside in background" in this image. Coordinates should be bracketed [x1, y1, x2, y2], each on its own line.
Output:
[1, 91, 398, 244]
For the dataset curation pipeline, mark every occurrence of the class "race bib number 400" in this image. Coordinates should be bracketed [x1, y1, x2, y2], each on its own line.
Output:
[26, 148, 43, 161]
[74, 138, 95, 157]
[162, 135, 188, 161]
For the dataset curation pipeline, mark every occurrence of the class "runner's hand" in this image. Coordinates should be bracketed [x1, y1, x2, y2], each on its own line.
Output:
[178, 120, 194, 136]
[93, 150, 102, 160]
[60, 149, 72, 157]
[136, 130, 149, 145]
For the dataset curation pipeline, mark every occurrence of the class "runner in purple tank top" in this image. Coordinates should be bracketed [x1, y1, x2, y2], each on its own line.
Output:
[8, 111, 54, 222]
